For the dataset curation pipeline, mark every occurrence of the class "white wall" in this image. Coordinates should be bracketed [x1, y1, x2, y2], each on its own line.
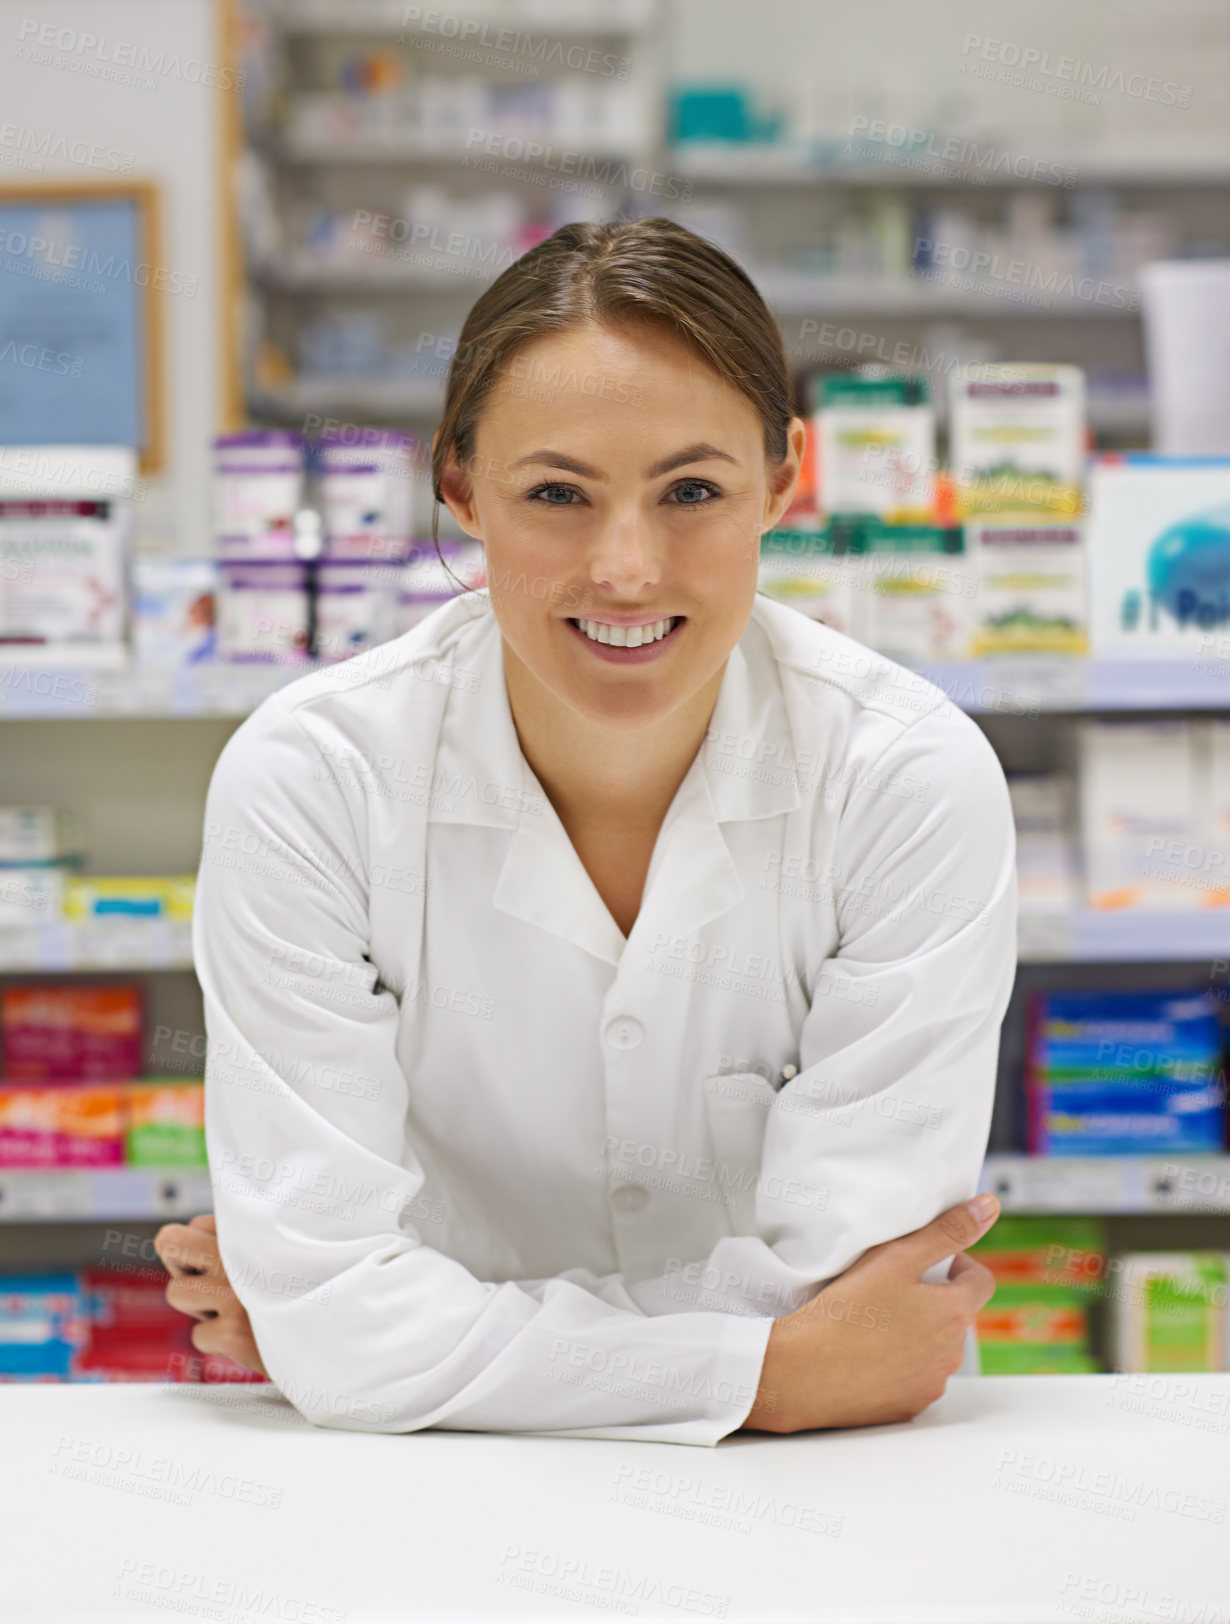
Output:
[0, 0, 235, 554]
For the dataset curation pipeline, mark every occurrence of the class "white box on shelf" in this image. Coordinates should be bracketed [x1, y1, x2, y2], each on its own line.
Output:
[1087, 455, 1230, 656]
[1079, 719, 1203, 910]
[0, 446, 134, 663]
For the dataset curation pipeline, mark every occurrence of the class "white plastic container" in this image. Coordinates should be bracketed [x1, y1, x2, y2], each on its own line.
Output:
[212, 432, 305, 559]
[318, 429, 415, 562]
[315, 561, 401, 662]
[216, 561, 310, 664]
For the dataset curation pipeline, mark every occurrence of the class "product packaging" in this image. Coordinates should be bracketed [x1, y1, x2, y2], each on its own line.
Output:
[757, 527, 864, 640]
[318, 429, 415, 561]
[315, 561, 402, 661]
[212, 431, 305, 559]
[0, 496, 129, 661]
[131, 558, 218, 665]
[63, 876, 195, 921]
[813, 372, 935, 521]
[1025, 989, 1226, 1156]
[1008, 776, 1079, 916]
[966, 518, 1088, 654]
[123, 1080, 206, 1167]
[0, 1083, 124, 1167]
[0, 864, 65, 928]
[1112, 1253, 1230, 1373]
[75, 1267, 198, 1382]
[0, 1274, 88, 1379]
[1086, 455, 1230, 656]
[0, 807, 66, 864]
[0, 984, 143, 1081]
[861, 522, 970, 662]
[1079, 720, 1203, 910]
[950, 363, 1086, 518]
[216, 561, 311, 663]
[970, 1217, 1106, 1375]
[397, 540, 484, 633]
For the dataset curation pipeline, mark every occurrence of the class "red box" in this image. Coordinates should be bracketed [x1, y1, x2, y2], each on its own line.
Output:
[1, 984, 143, 1080]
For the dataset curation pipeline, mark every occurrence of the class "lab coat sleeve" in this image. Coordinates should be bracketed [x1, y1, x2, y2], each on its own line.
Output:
[621, 699, 1018, 1321]
[196, 695, 772, 1446]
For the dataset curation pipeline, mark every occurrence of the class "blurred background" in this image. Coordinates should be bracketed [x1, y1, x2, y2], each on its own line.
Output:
[1, 0, 1230, 1384]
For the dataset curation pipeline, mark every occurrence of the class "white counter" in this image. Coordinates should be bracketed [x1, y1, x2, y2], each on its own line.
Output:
[5, 1374, 1229, 1623]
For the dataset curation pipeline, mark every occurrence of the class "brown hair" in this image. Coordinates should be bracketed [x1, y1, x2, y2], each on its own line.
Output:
[428, 215, 794, 588]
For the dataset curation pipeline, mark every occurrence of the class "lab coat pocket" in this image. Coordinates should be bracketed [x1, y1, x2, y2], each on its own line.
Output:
[701, 1071, 778, 1236]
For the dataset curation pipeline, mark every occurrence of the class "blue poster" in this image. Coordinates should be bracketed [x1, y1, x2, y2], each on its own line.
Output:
[0, 197, 144, 449]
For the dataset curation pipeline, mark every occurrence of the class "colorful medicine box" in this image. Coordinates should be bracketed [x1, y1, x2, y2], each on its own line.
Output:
[123, 1080, 206, 1167]
[0, 1083, 124, 1168]
[0, 984, 143, 1081]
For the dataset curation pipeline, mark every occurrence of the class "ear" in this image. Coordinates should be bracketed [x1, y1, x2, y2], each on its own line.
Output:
[434, 430, 483, 541]
[761, 416, 808, 534]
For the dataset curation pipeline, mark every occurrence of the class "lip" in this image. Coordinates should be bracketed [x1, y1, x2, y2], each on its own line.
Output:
[565, 614, 685, 664]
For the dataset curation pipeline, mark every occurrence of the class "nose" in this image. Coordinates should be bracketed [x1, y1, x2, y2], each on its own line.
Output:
[586, 505, 663, 596]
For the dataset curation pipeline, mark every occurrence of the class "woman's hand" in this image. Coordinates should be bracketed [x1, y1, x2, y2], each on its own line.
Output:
[153, 1214, 268, 1377]
[741, 1195, 1000, 1433]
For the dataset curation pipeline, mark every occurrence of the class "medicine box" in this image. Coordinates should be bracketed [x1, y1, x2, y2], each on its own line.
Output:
[1086, 455, 1230, 656]
[813, 372, 935, 522]
[950, 363, 1085, 518]
[966, 518, 1087, 654]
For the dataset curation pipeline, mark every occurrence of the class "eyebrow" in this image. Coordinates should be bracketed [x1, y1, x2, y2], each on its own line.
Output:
[506, 442, 740, 480]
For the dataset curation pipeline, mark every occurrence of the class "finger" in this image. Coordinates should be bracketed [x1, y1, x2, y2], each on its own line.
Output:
[190, 1317, 268, 1376]
[866, 1195, 1000, 1280]
[187, 1214, 217, 1235]
[166, 1274, 235, 1321]
[946, 1251, 998, 1312]
[154, 1222, 221, 1280]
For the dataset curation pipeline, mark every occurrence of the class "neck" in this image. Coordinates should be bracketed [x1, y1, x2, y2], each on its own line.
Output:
[500, 639, 726, 832]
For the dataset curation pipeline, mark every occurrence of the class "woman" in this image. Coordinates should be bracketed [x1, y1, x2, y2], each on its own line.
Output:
[155, 217, 1015, 1444]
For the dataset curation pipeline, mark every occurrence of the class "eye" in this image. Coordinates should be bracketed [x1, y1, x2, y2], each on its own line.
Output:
[667, 479, 720, 506]
[526, 482, 583, 506]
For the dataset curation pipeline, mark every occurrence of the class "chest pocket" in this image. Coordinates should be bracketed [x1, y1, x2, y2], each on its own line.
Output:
[701, 1071, 779, 1235]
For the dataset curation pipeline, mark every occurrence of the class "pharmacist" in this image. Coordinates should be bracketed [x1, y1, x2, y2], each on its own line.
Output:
[156, 217, 1016, 1444]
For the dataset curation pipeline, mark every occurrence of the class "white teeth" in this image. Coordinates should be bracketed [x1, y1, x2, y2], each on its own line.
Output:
[576, 617, 675, 648]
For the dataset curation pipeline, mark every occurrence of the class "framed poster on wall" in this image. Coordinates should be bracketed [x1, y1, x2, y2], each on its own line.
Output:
[0, 183, 166, 473]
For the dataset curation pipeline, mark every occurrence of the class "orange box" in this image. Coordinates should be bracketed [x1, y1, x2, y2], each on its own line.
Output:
[0, 1083, 124, 1166]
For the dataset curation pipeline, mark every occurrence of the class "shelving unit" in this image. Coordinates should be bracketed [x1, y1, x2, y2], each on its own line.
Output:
[0, 1167, 213, 1225]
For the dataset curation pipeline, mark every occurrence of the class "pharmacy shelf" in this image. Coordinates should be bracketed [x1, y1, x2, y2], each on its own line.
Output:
[0, 661, 318, 720]
[0, 1167, 212, 1224]
[910, 655, 1230, 714]
[248, 375, 445, 419]
[1018, 911, 1230, 965]
[753, 270, 1140, 319]
[253, 257, 505, 294]
[274, 0, 655, 35]
[981, 1155, 1230, 1214]
[0, 919, 194, 974]
[277, 127, 644, 166]
[670, 145, 1230, 188]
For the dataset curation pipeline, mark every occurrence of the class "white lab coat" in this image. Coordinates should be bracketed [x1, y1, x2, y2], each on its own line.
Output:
[195, 587, 1017, 1445]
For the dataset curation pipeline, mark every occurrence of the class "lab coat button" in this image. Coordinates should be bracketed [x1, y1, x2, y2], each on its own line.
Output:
[610, 1183, 649, 1212]
[605, 1016, 644, 1051]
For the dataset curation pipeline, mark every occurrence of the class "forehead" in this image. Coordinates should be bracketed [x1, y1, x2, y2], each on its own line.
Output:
[474, 321, 759, 444]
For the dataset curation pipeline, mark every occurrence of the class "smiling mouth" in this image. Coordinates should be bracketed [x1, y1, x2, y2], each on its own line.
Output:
[567, 615, 684, 649]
